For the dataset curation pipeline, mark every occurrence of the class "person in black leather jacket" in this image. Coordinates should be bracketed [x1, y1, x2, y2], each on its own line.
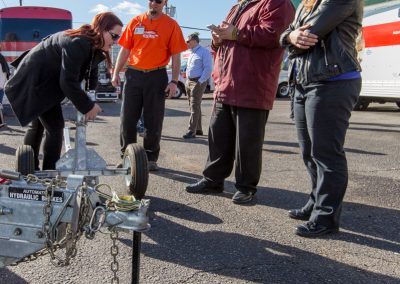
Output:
[279, 0, 363, 238]
[5, 12, 123, 170]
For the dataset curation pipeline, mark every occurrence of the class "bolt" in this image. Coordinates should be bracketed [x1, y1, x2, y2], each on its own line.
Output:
[14, 228, 22, 236]
[36, 231, 44, 239]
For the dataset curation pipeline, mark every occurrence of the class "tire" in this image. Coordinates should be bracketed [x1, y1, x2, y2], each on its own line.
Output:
[123, 144, 149, 199]
[396, 101, 400, 108]
[353, 100, 370, 111]
[15, 145, 35, 175]
[276, 82, 290, 98]
[172, 83, 185, 99]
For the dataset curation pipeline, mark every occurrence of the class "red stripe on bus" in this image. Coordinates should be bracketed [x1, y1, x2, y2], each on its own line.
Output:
[0, 7, 72, 20]
[5, 56, 17, 62]
[363, 21, 400, 48]
[1, 42, 38, 51]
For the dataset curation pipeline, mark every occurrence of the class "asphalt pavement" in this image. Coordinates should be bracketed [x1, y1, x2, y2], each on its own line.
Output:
[0, 97, 399, 284]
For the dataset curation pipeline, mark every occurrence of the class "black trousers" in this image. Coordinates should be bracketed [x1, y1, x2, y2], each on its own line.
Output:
[203, 102, 269, 194]
[120, 68, 168, 162]
[294, 79, 361, 228]
[24, 104, 64, 170]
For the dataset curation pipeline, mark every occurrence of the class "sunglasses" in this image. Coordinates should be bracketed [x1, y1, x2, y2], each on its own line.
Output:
[109, 31, 121, 41]
[149, 0, 163, 3]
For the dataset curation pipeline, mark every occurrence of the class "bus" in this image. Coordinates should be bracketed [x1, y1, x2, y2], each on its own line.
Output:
[355, 0, 400, 110]
[0, 6, 72, 63]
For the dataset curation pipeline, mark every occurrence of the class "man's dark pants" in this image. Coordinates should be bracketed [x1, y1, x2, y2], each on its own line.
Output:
[203, 102, 269, 194]
[120, 68, 168, 162]
[293, 78, 361, 228]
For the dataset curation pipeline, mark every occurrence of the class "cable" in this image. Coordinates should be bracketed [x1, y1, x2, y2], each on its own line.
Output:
[72, 21, 209, 31]
[180, 26, 209, 31]
[1, 0, 7, 7]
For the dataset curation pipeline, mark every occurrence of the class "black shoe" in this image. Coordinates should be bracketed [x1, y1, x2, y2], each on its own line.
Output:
[232, 191, 254, 204]
[288, 209, 311, 221]
[195, 130, 204, 136]
[296, 222, 339, 238]
[183, 131, 196, 139]
[185, 178, 224, 194]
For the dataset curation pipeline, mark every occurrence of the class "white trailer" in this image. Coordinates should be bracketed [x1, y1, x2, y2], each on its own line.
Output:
[355, 0, 400, 110]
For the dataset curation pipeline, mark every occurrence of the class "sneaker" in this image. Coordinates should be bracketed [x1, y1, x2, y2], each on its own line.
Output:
[148, 161, 159, 171]
[195, 130, 204, 136]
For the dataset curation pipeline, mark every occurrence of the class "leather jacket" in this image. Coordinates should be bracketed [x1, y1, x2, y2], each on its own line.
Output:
[279, 0, 363, 85]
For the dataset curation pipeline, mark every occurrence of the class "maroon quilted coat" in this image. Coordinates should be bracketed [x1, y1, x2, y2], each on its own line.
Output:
[212, 0, 295, 110]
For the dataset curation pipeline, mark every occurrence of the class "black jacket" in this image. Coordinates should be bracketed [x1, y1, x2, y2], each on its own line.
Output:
[5, 32, 104, 126]
[280, 0, 363, 85]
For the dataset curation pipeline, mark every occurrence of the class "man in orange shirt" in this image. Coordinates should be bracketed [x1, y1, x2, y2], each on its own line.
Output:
[112, 0, 187, 171]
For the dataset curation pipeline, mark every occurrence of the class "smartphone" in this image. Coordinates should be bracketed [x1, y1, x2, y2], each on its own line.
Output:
[206, 24, 218, 31]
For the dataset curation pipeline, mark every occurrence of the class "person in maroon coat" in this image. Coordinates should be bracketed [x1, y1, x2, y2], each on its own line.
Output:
[186, 0, 295, 204]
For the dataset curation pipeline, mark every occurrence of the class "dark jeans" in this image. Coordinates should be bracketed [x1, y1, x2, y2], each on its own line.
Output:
[203, 102, 269, 194]
[24, 104, 64, 170]
[120, 68, 168, 162]
[294, 79, 361, 228]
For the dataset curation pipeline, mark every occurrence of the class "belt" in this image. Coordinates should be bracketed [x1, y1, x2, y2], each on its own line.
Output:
[188, 77, 200, 82]
[128, 66, 166, 73]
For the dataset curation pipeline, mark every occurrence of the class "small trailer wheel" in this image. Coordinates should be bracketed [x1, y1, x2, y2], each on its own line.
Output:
[15, 145, 35, 175]
[123, 144, 149, 199]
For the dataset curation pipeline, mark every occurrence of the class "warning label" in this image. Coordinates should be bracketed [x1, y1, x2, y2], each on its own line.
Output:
[8, 187, 64, 203]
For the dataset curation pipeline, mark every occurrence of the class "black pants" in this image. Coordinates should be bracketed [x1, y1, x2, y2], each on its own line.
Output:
[24, 104, 64, 170]
[203, 102, 269, 194]
[294, 79, 361, 228]
[120, 68, 168, 162]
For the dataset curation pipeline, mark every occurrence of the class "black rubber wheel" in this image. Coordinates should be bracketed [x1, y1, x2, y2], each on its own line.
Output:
[353, 100, 370, 111]
[15, 145, 35, 175]
[276, 82, 290, 98]
[396, 101, 400, 108]
[123, 144, 149, 199]
[172, 83, 185, 99]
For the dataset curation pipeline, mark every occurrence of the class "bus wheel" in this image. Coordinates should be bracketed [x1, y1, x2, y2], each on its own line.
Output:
[354, 100, 369, 111]
[396, 101, 400, 109]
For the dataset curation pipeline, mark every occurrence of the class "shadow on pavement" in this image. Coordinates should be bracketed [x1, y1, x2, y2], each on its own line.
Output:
[146, 196, 223, 225]
[350, 122, 400, 128]
[0, 269, 29, 284]
[151, 167, 399, 254]
[151, 167, 202, 184]
[165, 108, 189, 117]
[349, 126, 400, 134]
[255, 186, 400, 253]
[120, 215, 398, 283]
[0, 143, 15, 156]
[264, 140, 386, 156]
[161, 135, 208, 146]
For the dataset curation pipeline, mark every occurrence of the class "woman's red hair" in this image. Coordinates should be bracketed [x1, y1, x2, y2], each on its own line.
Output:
[64, 12, 123, 67]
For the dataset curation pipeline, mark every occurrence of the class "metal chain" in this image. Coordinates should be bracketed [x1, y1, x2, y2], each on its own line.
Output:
[14, 175, 89, 267]
[110, 230, 120, 284]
